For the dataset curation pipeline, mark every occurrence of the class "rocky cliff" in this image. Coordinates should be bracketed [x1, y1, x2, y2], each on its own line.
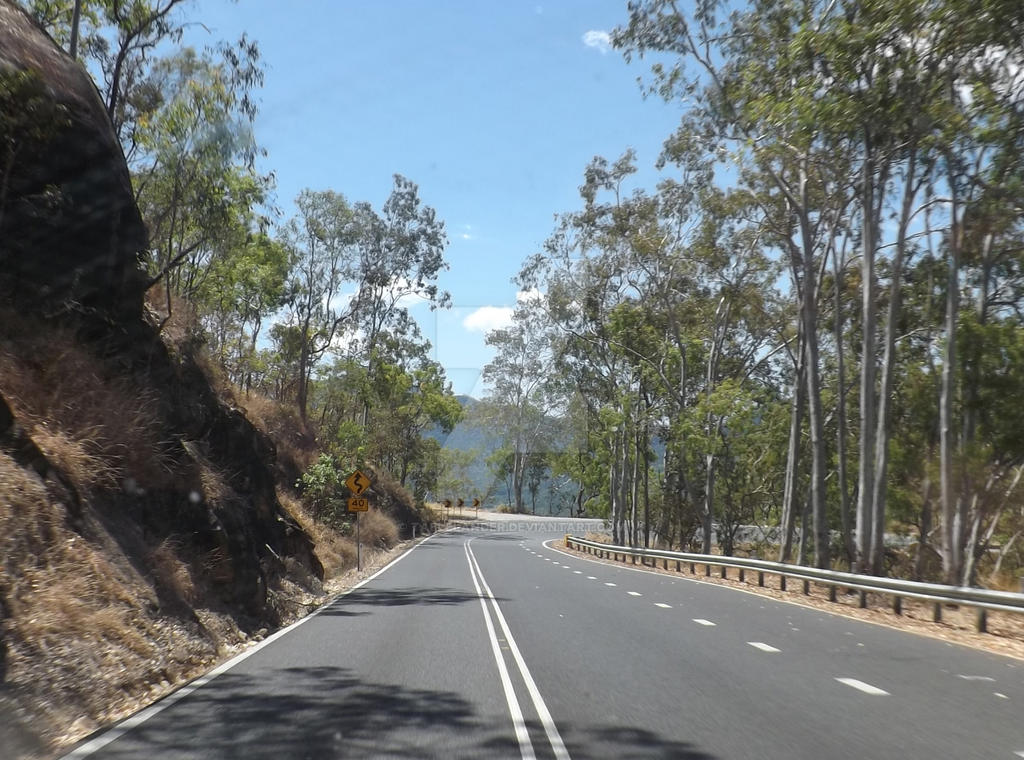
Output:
[0, 3, 325, 754]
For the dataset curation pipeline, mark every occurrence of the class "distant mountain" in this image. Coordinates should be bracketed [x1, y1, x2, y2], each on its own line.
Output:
[427, 396, 578, 515]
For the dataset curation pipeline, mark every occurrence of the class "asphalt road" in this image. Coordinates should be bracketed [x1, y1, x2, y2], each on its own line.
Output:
[64, 518, 1024, 759]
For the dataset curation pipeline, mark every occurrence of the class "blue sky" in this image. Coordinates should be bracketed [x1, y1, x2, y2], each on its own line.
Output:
[184, 1, 683, 396]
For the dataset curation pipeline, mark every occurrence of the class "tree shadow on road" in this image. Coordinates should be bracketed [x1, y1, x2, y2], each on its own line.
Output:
[71, 664, 720, 759]
[562, 724, 718, 759]
[318, 587, 505, 617]
[84, 666, 517, 759]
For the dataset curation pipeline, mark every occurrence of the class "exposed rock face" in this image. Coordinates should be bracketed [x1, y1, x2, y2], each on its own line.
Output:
[0, 0, 147, 317]
[0, 0, 322, 618]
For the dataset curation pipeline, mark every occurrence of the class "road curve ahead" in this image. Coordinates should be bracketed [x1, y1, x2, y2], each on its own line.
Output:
[64, 517, 1024, 759]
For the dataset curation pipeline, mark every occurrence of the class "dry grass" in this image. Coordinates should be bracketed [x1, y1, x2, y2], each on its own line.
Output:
[28, 425, 118, 492]
[358, 508, 399, 550]
[236, 393, 315, 473]
[0, 302, 340, 758]
[0, 308, 175, 490]
[146, 538, 198, 606]
[278, 490, 351, 578]
[277, 491, 400, 577]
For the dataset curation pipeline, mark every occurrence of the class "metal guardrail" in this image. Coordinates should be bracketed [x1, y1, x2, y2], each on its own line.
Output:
[565, 535, 1024, 634]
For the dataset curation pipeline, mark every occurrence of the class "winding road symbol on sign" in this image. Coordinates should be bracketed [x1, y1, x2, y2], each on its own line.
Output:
[346, 470, 370, 496]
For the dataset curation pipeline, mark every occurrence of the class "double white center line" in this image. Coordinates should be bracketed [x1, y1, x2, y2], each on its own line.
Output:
[465, 540, 570, 760]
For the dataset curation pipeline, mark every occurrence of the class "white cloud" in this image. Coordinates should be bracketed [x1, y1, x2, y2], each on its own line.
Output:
[516, 288, 544, 304]
[463, 306, 514, 333]
[582, 30, 611, 54]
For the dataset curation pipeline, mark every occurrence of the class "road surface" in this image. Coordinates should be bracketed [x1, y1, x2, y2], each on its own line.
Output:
[64, 516, 1024, 759]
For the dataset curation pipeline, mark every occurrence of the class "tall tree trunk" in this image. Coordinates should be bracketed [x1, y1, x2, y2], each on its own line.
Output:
[630, 424, 640, 547]
[857, 145, 878, 573]
[915, 467, 933, 581]
[642, 416, 651, 549]
[833, 240, 855, 567]
[940, 154, 962, 584]
[798, 485, 811, 567]
[610, 436, 620, 544]
[799, 183, 830, 569]
[869, 148, 917, 575]
[703, 452, 715, 555]
[779, 325, 806, 563]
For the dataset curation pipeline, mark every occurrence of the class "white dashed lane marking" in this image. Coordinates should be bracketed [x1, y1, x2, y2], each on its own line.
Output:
[586, 576, 597, 580]
[627, 591, 643, 597]
[693, 619, 716, 627]
[835, 678, 889, 696]
[573, 571, 582, 574]
[655, 603, 672, 609]
[604, 582, 617, 587]
[748, 642, 780, 653]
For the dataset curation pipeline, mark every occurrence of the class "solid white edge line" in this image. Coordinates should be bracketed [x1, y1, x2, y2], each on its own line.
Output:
[464, 543, 536, 760]
[60, 531, 449, 759]
[467, 539, 571, 760]
[835, 678, 889, 696]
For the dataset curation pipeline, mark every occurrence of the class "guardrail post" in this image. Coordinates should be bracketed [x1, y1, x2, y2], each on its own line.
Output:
[758, 571, 765, 587]
[676, 560, 681, 572]
[720, 566, 727, 579]
[892, 596, 902, 616]
[802, 580, 810, 595]
[858, 590, 868, 608]
[632, 553, 637, 565]
[976, 607, 988, 633]
[690, 562, 696, 574]
[738, 568, 745, 583]
[705, 564, 712, 577]
[663, 558, 669, 570]
[933, 603, 942, 623]
[780, 575, 787, 591]
[828, 585, 837, 602]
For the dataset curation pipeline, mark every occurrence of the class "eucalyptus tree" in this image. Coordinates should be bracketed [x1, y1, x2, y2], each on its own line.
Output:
[615, 0, 856, 567]
[133, 43, 268, 315]
[350, 174, 450, 423]
[198, 233, 292, 389]
[279, 189, 359, 421]
[21, 0, 200, 152]
[480, 301, 559, 514]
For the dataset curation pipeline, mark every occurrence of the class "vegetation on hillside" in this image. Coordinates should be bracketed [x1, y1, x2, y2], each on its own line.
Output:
[17, 0, 465, 514]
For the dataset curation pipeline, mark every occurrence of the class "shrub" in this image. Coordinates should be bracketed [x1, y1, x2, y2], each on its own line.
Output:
[356, 509, 399, 550]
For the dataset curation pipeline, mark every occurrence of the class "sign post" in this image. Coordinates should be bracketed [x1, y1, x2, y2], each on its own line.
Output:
[346, 470, 371, 571]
